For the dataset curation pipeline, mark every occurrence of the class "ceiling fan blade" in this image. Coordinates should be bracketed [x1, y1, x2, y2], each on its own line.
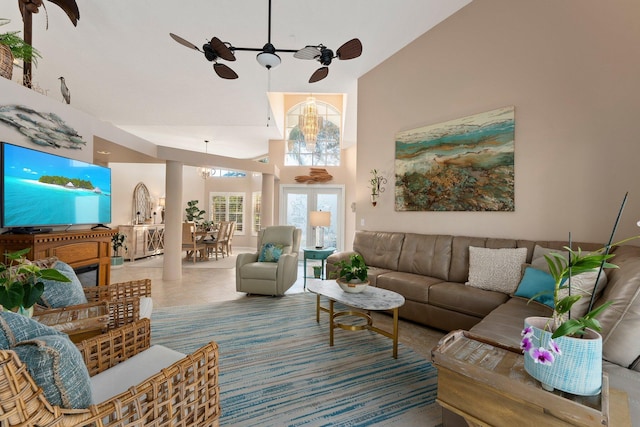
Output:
[170, 33, 201, 51]
[336, 38, 363, 60]
[294, 46, 320, 60]
[309, 67, 329, 83]
[210, 37, 236, 61]
[214, 63, 239, 79]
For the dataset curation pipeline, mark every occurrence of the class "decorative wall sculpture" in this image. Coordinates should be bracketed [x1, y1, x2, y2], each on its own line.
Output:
[0, 104, 86, 149]
[395, 106, 515, 212]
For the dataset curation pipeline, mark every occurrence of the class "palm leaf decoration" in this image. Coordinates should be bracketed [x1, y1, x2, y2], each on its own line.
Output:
[17, 0, 80, 86]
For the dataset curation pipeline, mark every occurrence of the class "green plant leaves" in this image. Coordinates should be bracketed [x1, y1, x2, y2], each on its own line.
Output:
[0, 281, 24, 311]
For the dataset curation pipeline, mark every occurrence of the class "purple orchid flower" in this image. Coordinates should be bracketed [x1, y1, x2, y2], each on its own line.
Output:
[548, 339, 562, 355]
[521, 326, 533, 337]
[530, 347, 555, 365]
[520, 336, 533, 352]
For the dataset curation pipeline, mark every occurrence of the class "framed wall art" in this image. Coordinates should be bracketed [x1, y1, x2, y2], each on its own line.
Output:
[395, 106, 515, 212]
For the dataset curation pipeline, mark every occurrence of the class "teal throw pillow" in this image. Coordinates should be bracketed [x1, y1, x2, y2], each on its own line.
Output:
[258, 243, 285, 262]
[13, 334, 92, 409]
[514, 267, 556, 308]
[38, 261, 88, 308]
[0, 311, 65, 349]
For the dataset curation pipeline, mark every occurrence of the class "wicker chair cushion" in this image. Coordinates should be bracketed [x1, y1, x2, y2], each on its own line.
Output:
[91, 344, 185, 403]
[38, 261, 88, 308]
[139, 296, 153, 319]
[13, 334, 92, 409]
[0, 310, 65, 348]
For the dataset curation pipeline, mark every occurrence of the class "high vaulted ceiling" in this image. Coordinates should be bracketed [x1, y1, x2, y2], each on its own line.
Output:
[3, 0, 470, 160]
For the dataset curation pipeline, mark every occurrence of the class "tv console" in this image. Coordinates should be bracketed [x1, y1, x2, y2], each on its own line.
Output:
[0, 229, 117, 286]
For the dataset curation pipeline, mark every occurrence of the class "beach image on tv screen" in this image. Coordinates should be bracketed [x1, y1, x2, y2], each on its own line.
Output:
[2, 143, 111, 227]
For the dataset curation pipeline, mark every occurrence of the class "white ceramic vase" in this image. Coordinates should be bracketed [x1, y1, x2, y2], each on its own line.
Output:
[337, 278, 369, 293]
[523, 316, 602, 396]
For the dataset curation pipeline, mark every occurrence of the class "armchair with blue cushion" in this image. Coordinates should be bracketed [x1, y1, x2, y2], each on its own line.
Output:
[0, 312, 219, 426]
[236, 225, 302, 296]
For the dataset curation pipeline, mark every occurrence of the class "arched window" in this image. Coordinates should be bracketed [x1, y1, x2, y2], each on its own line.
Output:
[285, 99, 341, 166]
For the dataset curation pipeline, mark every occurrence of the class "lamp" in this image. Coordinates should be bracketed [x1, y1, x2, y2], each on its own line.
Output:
[198, 140, 216, 179]
[256, 43, 281, 69]
[301, 97, 320, 152]
[310, 210, 330, 249]
[158, 196, 166, 223]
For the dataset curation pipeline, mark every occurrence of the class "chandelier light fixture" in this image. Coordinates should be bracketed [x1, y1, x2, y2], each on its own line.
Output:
[198, 140, 216, 179]
[301, 97, 321, 151]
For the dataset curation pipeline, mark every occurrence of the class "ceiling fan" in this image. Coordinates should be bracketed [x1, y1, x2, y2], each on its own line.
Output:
[169, 0, 362, 83]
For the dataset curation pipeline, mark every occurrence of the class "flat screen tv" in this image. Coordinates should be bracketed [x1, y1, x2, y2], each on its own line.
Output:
[1, 142, 111, 231]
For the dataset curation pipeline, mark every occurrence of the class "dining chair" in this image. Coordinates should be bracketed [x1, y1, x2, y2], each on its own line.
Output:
[181, 222, 207, 263]
[225, 221, 237, 256]
[206, 221, 229, 260]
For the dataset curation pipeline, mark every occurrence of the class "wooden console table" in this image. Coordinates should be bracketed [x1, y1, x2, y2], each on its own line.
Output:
[431, 330, 631, 426]
[0, 229, 116, 286]
[118, 224, 164, 261]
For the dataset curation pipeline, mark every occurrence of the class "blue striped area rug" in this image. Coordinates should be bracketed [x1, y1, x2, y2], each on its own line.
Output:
[151, 293, 441, 426]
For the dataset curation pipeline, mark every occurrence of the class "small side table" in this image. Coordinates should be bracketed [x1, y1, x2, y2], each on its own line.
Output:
[303, 247, 335, 289]
[432, 330, 630, 427]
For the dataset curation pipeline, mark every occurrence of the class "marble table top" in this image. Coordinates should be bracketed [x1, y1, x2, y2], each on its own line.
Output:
[307, 280, 405, 311]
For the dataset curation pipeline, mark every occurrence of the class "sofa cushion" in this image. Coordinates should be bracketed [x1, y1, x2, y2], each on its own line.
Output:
[513, 267, 556, 308]
[596, 256, 640, 368]
[469, 297, 553, 349]
[376, 272, 443, 303]
[397, 234, 452, 281]
[448, 236, 488, 283]
[240, 262, 278, 280]
[353, 231, 405, 271]
[13, 334, 92, 409]
[38, 260, 88, 308]
[466, 247, 527, 293]
[0, 310, 65, 349]
[429, 282, 509, 318]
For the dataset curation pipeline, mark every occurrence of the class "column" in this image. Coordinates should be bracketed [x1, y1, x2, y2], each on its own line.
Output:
[261, 173, 275, 227]
[163, 160, 183, 281]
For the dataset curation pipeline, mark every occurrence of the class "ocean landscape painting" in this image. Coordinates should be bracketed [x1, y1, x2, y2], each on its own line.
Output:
[395, 106, 515, 212]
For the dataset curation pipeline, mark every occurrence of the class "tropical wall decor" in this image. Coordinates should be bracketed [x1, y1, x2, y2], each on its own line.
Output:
[395, 106, 515, 212]
[0, 104, 86, 149]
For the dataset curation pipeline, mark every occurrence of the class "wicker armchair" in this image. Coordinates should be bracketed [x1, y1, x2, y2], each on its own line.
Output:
[34, 278, 152, 331]
[0, 318, 221, 426]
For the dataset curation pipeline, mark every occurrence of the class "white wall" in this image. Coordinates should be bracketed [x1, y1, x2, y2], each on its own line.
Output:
[357, 0, 640, 245]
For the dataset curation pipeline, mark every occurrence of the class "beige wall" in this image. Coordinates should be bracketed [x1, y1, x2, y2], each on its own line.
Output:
[357, 0, 640, 245]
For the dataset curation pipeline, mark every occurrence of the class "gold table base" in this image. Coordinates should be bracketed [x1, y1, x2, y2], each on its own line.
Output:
[314, 295, 400, 358]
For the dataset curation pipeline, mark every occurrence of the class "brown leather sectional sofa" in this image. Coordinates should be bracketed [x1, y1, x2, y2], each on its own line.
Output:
[326, 230, 640, 423]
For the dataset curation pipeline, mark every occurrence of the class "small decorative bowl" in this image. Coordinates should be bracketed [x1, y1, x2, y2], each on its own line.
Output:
[337, 278, 369, 293]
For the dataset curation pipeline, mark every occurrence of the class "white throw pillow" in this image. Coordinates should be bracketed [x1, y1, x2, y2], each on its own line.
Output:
[466, 247, 528, 293]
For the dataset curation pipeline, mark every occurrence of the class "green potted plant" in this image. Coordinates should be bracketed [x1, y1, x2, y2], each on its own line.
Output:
[312, 265, 322, 279]
[0, 19, 42, 80]
[111, 232, 127, 267]
[334, 253, 369, 293]
[0, 248, 70, 316]
[520, 234, 639, 395]
[185, 200, 206, 225]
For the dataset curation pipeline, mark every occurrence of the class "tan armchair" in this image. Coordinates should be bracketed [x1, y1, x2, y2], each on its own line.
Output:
[236, 225, 301, 296]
